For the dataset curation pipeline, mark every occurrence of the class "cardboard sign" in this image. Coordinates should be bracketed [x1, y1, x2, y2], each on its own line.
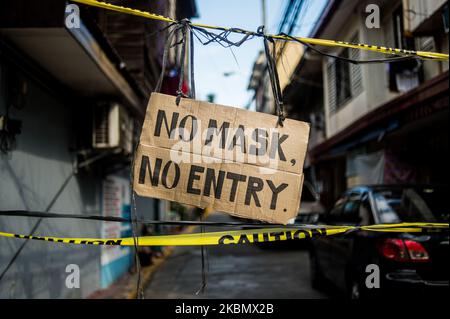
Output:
[133, 93, 310, 224]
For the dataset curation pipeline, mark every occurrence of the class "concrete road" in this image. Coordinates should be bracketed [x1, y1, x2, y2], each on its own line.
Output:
[144, 213, 328, 299]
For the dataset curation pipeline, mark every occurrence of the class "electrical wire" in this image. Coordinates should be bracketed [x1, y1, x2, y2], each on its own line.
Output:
[0, 172, 74, 284]
[279, 33, 421, 64]
[130, 132, 145, 299]
[1, 210, 448, 230]
[70, 0, 449, 61]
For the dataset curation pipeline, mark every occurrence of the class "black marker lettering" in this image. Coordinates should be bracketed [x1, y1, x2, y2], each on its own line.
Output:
[154, 109, 179, 138]
[245, 176, 263, 207]
[187, 165, 204, 195]
[269, 132, 288, 161]
[266, 180, 288, 210]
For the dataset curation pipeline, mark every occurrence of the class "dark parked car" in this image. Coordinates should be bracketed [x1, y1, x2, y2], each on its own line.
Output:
[309, 185, 449, 299]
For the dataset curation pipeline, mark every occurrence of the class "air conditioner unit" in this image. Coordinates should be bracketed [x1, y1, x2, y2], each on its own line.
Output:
[92, 102, 133, 155]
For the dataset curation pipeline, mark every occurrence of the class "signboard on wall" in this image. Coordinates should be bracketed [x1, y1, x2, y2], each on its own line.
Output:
[101, 175, 132, 288]
[133, 93, 310, 224]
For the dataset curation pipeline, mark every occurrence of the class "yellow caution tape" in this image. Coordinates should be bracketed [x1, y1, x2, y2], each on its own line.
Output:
[0, 227, 344, 246]
[70, 0, 449, 61]
[360, 222, 449, 233]
[0, 223, 447, 246]
[71, 0, 175, 23]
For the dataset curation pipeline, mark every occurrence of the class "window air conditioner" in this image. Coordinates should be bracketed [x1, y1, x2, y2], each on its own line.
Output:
[92, 102, 133, 155]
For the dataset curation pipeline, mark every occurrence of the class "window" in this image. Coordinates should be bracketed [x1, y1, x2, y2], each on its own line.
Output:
[343, 192, 361, 216]
[389, 5, 422, 92]
[444, 4, 449, 33]
[393, 6, 405, 50]
[327, 33, 363, 113]
[373, 187, 449, 223]
[327, 196, 346, 224]
[342, 192, 362, 223]
[359, 195, 374, 226]
[328, 193, 363, 224]
[335, 49, 352, 107]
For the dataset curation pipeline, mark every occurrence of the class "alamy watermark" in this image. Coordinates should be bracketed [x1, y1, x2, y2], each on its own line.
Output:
[365, 4, 380, 29]
[365, 263, 380, 289]
[167, 122, 287, 174]
[65, 264, 80, 289]
[65, 4, 80, 29]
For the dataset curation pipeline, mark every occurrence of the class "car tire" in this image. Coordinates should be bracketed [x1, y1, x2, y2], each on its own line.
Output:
[349, 279, 361, 300]
[310, 253, 326, 290]
[348, 276, 370, 300]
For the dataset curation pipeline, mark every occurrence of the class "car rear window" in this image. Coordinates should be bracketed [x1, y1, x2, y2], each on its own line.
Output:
[373, 187, 449, 223]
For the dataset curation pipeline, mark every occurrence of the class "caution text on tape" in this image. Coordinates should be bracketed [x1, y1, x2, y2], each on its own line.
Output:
[0, 223, 447, 246]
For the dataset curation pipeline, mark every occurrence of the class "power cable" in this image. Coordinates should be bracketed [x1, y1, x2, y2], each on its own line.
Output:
[69, 0, 448, 61]
[0, 172, 74, 284]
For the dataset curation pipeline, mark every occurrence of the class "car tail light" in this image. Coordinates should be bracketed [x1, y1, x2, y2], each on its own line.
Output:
[378, 239, 409, 262]
[377, 239, 430, 262]
[404, 240, 430, 262]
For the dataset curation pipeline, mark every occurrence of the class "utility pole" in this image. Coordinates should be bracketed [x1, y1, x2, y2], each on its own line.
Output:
[261, 0, 267, 27]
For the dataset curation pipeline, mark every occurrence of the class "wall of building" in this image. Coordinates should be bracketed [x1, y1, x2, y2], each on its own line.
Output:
[403, 0, 448, 32]
[322, 0, 449, 139]
[0, 62, 102, 298]
[278, 42, 304, 93]
[0, 0, 194, 299]
[361, 2, 401, 110]
[322, 14, 370, 138]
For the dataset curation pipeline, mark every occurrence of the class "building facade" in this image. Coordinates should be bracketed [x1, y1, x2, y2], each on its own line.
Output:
[250, 0, 449, 209]
[0, 0, 197, 298]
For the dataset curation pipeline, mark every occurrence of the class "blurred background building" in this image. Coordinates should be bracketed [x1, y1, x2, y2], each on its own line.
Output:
[0, 0, 197, 298]
[249, 0, 449, 209]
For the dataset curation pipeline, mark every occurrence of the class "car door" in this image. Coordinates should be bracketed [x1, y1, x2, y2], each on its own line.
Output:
[326, 191, 363, 291]
[315, 195, 347, 282]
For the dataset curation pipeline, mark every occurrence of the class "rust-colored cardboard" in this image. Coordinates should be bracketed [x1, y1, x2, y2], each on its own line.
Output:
[133, 93, 310, 224]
